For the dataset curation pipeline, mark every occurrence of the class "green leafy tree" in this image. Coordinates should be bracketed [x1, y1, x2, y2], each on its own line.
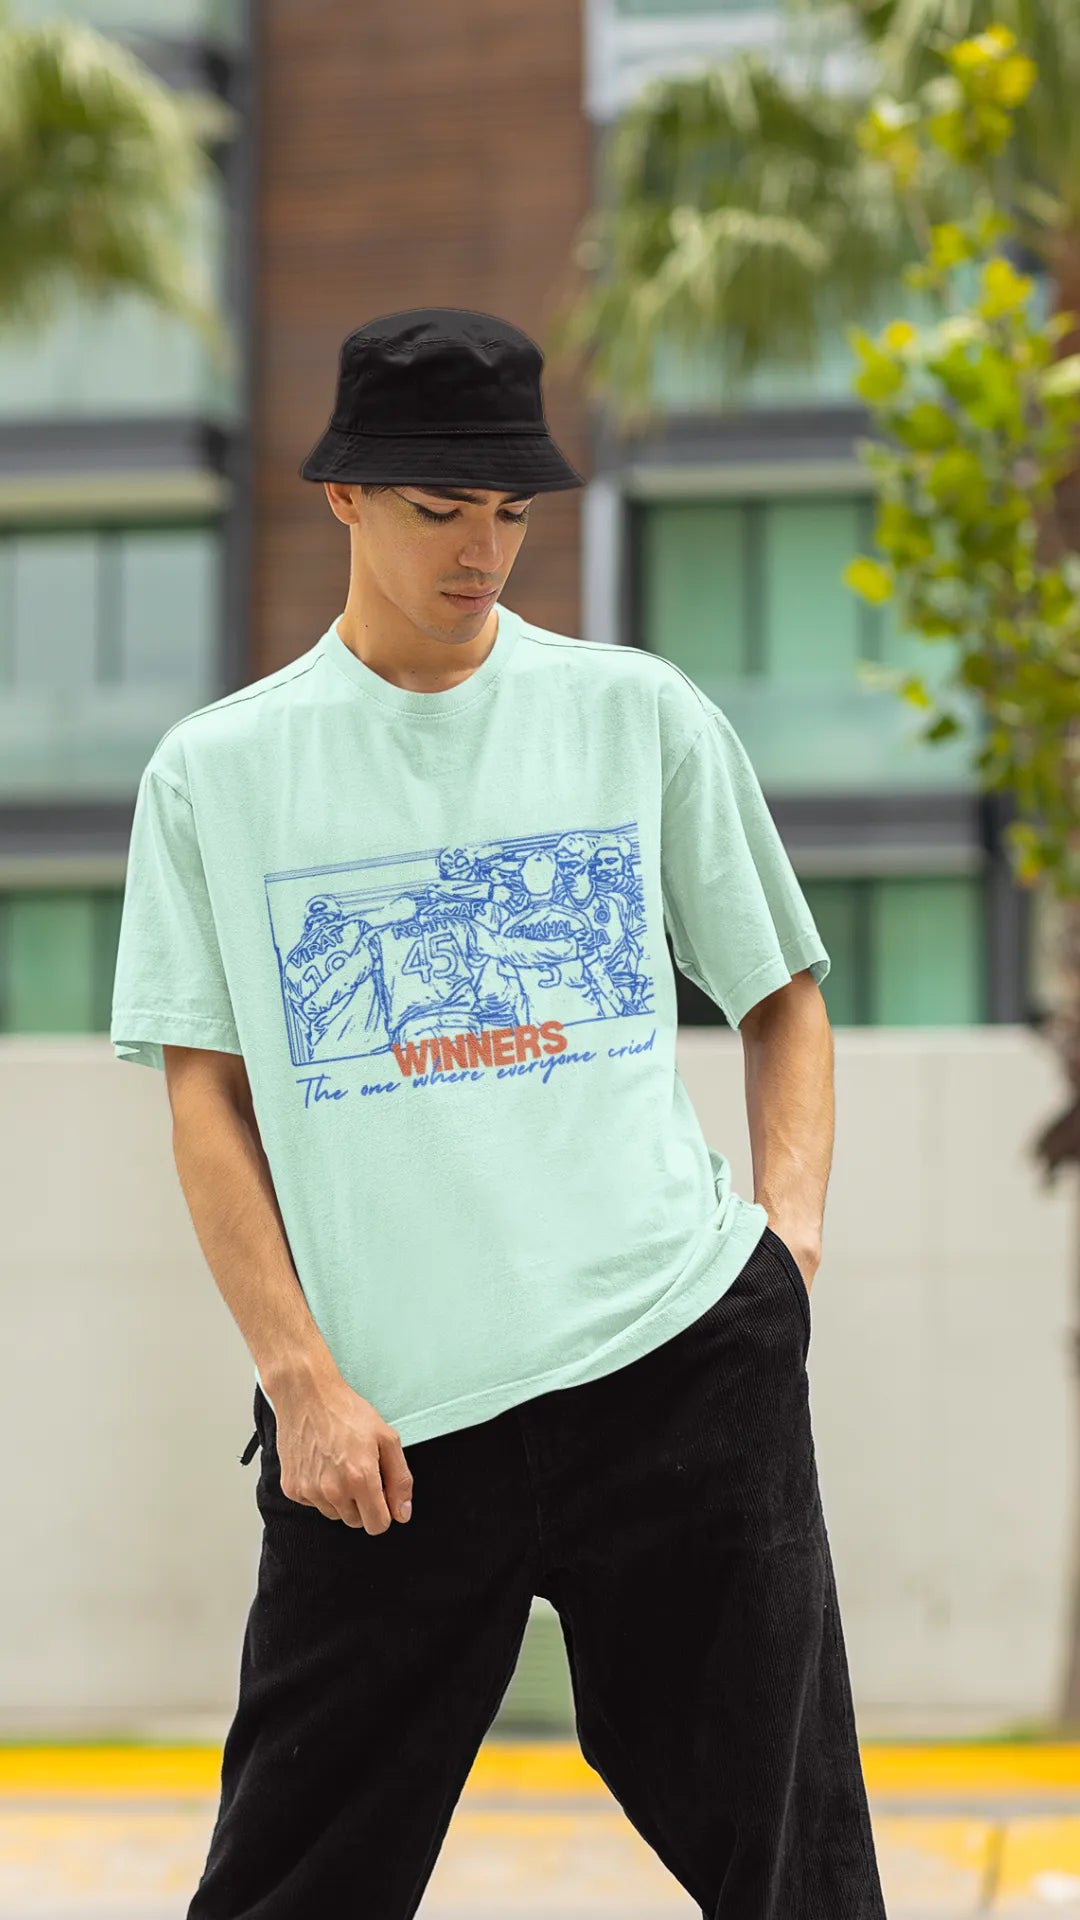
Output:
[545, 1, 1080, 436]
[544, 6, 1080, 1728]
[838, 78, 1080, 1748]
[0, 0, 233, 366]
[544, 5, 1080, 1164]
[841, 28, 1080, 897]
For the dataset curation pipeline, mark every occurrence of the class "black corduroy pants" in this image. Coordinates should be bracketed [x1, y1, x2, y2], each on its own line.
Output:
[187, 1224, 887, 1918]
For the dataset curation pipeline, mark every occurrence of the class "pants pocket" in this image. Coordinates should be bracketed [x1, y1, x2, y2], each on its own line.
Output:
[762, 1225, 812, 1347]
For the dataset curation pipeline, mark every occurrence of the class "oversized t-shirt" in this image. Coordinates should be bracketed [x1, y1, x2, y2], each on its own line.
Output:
[110, 601, 830, 1446]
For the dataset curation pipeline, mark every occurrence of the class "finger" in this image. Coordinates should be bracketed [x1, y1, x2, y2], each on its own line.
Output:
[382, 1451, 414, 1523]
[352, 1473, 393, 1534]
[329, 1498, 367, 1530]
[315, 1494, 368, 1528]
[311, 1475, 372, 1528]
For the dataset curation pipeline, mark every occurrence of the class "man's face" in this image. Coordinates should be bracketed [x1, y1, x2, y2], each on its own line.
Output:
[592, 846, 623, 885]
[325, 481, 534, 639]
[437, 846, 477, 880]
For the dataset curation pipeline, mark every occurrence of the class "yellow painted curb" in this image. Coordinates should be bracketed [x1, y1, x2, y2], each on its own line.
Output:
[861, 1745, 1080, 1797]
[2, 1742, 1080, 1800]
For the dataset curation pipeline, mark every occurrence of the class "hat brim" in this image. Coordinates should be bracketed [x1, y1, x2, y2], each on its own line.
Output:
[299, 425, 586, 492]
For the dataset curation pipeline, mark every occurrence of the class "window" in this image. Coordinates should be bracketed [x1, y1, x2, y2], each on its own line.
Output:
[614, 0, 775, 12]
[805, 876, 984, 1025]
[9, 0, 241, 44]
[0, 887, 124, 1034]
[587, 0, 797, 124]
[0, 522, 223, 799]
[647, 270, 1047, 413]
[637, 493, 978, 792]
[670, 875, 985, 1027]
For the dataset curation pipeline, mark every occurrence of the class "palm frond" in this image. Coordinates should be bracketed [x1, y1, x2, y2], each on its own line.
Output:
[546, 53, 927, 430]
[0, 18, 235, 360]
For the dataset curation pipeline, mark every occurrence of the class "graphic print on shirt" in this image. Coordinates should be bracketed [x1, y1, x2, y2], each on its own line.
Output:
[265, 823, 653, 1072]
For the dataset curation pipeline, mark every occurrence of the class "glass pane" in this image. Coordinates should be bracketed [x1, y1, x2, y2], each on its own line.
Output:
[9, 0, 242, 40]
[0, 684, 221, 799]
[879, 599, 968, 689]
[637, 498, 979, 791]
[799, 879, 862, 1025]
[11, 534, 98, 690]
[0, 522, 223, 799]
[686, 677, 975, 792]
[650, 278, 953, 410]
[119, 528, 219, 686]
[6, 891, 98, 1032]
[651, 328, 859, 410]
[616, 0, 774, 12]
[642, 502, 746, 679]
[763, 499, 864, 679]
[871, 877, 983, 1024]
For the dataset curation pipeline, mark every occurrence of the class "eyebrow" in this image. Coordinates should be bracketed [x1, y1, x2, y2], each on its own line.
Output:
[413, 486, 534, 505]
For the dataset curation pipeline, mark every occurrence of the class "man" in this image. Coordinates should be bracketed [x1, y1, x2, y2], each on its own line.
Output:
[111, 307, 887, 1917]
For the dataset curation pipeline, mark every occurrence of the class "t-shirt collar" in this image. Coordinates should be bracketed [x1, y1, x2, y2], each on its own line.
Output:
[316, 601, 521, 715]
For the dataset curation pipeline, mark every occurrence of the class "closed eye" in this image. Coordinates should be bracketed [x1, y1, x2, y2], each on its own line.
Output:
[413, 503, 528, 525]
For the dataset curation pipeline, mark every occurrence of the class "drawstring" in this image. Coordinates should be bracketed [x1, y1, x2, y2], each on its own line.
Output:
[240, 1427, 259, 1466]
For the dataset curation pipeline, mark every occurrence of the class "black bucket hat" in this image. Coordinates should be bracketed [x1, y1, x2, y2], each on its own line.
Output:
[299, 306, 586, 494]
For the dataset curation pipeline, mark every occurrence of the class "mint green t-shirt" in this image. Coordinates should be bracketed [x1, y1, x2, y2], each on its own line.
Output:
[111, 602, 829, 1446]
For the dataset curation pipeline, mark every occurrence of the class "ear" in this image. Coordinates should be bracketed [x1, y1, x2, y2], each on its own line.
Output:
[323, 481, 361, 525]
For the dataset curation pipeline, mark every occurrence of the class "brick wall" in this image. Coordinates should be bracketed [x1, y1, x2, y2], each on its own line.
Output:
[250, 0, 590, 674]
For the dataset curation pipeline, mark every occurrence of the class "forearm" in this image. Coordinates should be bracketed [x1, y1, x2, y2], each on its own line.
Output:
[171, 1099, 341, 1400]
[741, 973, 834, 1268]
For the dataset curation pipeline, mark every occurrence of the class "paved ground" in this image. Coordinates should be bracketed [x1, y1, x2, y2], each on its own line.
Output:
[4, 1742, 1080, 1915]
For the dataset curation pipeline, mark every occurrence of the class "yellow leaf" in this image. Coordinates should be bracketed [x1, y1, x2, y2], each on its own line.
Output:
[898, 674, 933, 709]
[843, 556, 894, 604]
[929, 224, 970, 270]
[982, 24, 1018, 54]
[1039, 354, 1080, 399]
[882, 319, 917, 351]
[980, 256, 1032, 317]
[995, 53, 1036, 106]
[950, 36, 991, 71]
[951, 25, 1017, 69]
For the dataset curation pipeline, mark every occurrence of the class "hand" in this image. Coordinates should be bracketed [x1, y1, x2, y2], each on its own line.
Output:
[768, 1219, 821, 1298]
[271, 1379, 413, 1532]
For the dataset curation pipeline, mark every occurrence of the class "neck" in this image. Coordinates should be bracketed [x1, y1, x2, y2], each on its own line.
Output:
[335, 589, 500, 694]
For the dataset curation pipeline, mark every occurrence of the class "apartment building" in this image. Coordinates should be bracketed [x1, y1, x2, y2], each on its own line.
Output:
[0, 0, 252, 1035]
[0, 0, 1030, 1045]
[0, 0, 1040, 1733]
[585, 0, 1030, 1032]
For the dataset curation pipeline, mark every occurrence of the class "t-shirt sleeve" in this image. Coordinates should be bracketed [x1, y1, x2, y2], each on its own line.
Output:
[660, 705, 830, 1029]
[110, 762, 242, 1072]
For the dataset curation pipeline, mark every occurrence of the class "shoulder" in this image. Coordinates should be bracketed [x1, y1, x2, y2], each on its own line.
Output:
[143, 647, 321, 795]
[511, 609, 721, 769]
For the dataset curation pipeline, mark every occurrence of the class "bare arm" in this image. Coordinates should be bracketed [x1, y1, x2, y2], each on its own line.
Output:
[164, 1045, 334, 1396]
[739, 970, 834, 1293]
[163, 1045, 413, 1532]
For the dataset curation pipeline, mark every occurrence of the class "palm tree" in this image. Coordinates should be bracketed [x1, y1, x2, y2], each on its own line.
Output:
[548, 1, 1079, 433]
[545, 0, 1080, 1728]
[0, 0, 233, 365]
